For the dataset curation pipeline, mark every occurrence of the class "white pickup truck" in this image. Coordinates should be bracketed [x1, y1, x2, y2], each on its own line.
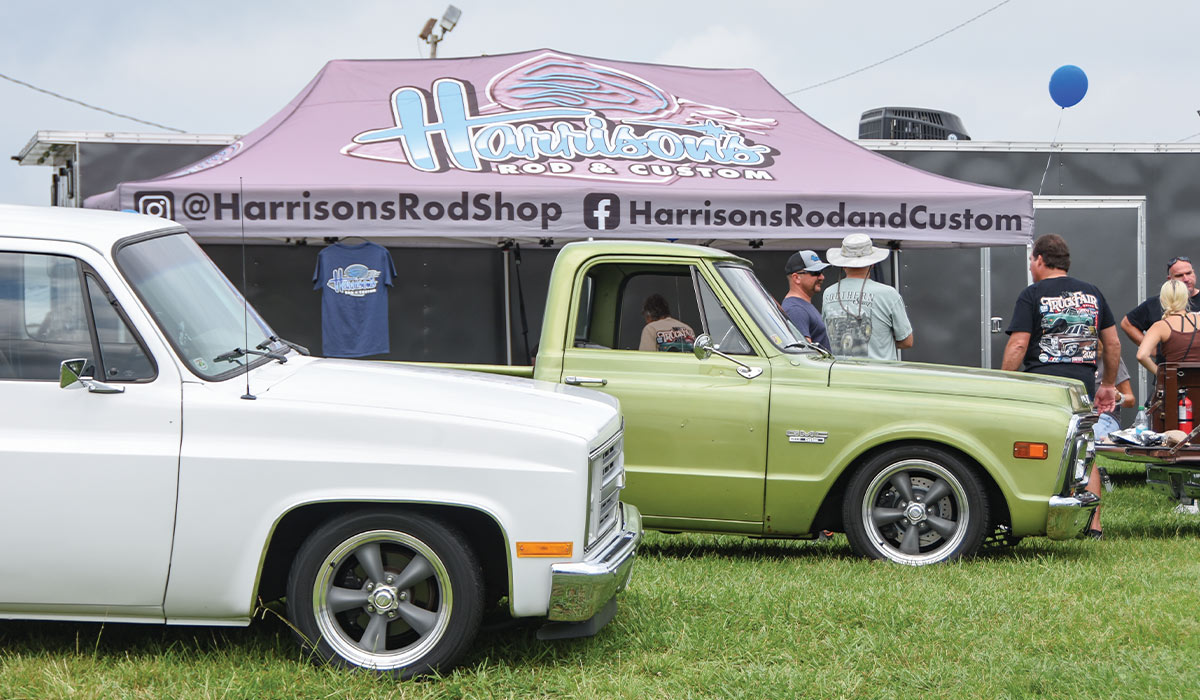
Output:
[0, 205, 640, 678]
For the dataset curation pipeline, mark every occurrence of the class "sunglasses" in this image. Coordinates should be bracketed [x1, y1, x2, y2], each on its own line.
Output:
[1168, 256, 1191, 269]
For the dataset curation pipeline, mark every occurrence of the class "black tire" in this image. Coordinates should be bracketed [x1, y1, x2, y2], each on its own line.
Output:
[286, 510, 483, 678]
[842, 446, 989, 565]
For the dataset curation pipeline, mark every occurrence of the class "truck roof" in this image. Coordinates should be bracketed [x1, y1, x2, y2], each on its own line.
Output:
[558, 240, 752, 266]
[0, 204, 182, 251]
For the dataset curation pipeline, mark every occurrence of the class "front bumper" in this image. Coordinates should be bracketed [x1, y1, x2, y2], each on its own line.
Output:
[546, 502, 642, 623]
[1045, 491, 1100, 539]
[1045, 413, 1099, 540]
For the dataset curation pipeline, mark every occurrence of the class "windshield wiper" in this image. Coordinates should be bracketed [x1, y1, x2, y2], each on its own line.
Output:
[214, 347, 288, 364]
[257, 335, 309, 356]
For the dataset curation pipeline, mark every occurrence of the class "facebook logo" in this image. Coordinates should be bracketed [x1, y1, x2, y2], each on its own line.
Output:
[583, 193, 620, 231]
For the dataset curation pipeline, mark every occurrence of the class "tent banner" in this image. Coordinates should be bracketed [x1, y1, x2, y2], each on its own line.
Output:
[120, 187, 1030, 245]
[94, 50, 1033, 247]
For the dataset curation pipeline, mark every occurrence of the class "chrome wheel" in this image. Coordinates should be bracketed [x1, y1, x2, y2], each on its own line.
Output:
[288, 511, 483, 678]
[313, 529, 452, 670]
[844, 447, 988, 565]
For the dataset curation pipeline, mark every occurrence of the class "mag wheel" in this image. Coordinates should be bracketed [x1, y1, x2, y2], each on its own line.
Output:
[843, 446, 988, 566]
[287, 510, 483, 678]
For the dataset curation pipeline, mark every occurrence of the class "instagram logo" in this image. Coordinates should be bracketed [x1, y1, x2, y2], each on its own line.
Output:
[134, 191, 175, 219]
[583, 193, 620, 231]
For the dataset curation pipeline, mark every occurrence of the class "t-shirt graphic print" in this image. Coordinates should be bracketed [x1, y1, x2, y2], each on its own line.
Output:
[1035, 291, 1100, 365]
[313, 241, 396, 358]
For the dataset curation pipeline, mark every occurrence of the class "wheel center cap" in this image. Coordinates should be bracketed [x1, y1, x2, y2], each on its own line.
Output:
[904, 502, 927, 524]
[369, 587, 398, 612]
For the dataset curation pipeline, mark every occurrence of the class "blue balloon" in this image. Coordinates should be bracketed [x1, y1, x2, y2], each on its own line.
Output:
[1049, 65, 1088, 108]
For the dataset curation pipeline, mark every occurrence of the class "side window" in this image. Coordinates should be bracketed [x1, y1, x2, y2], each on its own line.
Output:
[571, 262, 752, 354]
[0, 252, 153, 382]
[86, 275, 155, 381]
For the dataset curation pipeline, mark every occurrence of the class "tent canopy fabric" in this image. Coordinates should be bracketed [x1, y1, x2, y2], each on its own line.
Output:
[86, 49, 1033, 249]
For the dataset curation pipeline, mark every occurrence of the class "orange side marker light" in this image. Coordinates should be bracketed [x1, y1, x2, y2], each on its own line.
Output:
[1013, 442, 1049, 459]
[516, 542, 573, 558]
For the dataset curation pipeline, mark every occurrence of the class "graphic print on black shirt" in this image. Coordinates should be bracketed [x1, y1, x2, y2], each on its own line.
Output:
[1035, 291, 1100, 365]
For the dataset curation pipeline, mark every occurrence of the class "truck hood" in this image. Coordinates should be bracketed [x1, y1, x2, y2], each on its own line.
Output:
[819, 356, 1090, 411]
[254, 357, 620, 442]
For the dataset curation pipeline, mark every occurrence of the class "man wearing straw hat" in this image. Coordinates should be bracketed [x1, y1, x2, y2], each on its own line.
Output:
[821, 233, 914, 360]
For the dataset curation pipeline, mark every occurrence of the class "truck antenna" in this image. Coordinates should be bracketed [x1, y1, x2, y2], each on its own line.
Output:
[238, 176, 256, 400]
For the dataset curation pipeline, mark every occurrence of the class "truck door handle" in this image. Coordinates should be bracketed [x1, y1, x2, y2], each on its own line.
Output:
[564, 375, 608, 386]
[990, 316, 1004, 334]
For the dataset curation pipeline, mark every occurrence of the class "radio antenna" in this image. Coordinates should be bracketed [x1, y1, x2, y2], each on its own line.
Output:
[238, 176, 256, 400]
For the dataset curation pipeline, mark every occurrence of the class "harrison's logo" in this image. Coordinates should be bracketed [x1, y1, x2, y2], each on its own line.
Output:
[342, 52, 778, 184]
[584, 194, 620, 231]
[134, 191, 175, 219]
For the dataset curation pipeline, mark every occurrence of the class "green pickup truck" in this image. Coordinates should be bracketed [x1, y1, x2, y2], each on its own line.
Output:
[445, 241, 1099, 565]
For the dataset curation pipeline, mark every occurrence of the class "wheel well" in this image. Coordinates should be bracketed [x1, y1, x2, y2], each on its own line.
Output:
[810, 439, 1012, 533]
[256, 502, 510, 606]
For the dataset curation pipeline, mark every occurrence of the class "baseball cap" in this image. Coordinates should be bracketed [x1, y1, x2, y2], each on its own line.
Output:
[785, 249, 830, 274]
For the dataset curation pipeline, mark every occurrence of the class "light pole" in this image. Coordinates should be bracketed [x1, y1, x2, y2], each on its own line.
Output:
[419, 5, 462, 58]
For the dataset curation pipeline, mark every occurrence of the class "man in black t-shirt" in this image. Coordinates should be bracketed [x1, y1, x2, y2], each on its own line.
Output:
[1120, 255, 1199, 348]
[1002, 234, 1119, 412]
[1002, 234, 1118, 539]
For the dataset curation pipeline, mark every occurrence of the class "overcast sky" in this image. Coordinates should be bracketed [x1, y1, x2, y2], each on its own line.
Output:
[2, 0, 1197, 206]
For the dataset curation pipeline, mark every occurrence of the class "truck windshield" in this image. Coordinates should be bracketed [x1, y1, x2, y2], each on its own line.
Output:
[115, 232, 278, 380]
[716, 264, 815, 354]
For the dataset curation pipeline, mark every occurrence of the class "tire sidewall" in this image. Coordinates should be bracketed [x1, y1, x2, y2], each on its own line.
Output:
[843, 446, 988, 565]
[286, 510, 483, 678]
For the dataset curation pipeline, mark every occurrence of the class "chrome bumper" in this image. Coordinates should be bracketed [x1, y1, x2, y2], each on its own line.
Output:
[546, 502, 642, 623]
[1045, 490, 1099, 539]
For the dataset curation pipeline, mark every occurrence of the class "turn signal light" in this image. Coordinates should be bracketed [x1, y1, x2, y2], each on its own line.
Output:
[1013, 442, 1049, 459]
[516, 542, 573, 558]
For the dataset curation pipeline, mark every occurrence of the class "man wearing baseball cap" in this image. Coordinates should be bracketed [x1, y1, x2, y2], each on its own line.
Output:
[821, 233, 914, 360]
[782, 249, 831, 351]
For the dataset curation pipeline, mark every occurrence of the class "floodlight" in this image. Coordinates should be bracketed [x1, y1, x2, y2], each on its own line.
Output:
[418, 17, 437, 40]
[440, 5, 461, 32]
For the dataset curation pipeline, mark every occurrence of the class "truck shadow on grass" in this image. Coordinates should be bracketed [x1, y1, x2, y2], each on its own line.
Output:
[636, 532, 1104, 563]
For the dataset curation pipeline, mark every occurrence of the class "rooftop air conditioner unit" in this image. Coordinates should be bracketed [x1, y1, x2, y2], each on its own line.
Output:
[858, 107, 970, 141]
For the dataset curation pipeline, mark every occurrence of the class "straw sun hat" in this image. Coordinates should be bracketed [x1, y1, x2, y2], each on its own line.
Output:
[826, 233, 890, 268]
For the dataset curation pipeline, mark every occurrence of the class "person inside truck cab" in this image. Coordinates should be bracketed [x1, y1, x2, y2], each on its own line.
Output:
[639, 294, 695, 352]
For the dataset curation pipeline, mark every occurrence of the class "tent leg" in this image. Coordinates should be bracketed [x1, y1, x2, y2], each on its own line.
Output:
[503, 247, 513, 366]
[890, 248, 902, 360]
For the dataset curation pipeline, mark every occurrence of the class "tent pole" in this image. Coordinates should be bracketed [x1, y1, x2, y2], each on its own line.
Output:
[503, 247, 513, 365]
[890, 245, 902, 360]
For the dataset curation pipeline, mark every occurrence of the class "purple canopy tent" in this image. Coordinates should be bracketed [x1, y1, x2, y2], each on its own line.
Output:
[86, 49, 1032, 250]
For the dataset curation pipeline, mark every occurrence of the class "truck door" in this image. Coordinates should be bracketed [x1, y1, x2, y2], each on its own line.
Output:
[559, 259, 771, 533]
[0, 249, 181, 614]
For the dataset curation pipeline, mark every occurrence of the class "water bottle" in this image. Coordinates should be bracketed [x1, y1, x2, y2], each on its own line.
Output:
[1133, 405, 1149, 436]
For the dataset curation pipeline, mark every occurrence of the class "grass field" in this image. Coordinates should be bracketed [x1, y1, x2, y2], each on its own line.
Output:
[2, 456, 1198, 699]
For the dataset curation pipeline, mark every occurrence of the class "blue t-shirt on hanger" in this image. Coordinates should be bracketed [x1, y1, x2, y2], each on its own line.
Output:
[313, 241, 396, 357]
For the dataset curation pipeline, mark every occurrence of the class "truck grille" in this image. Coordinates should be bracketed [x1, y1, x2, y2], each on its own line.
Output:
[586, 427, 624, 551]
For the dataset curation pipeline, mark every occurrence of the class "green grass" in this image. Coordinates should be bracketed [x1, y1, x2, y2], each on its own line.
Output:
[2, 460, 1198, 699]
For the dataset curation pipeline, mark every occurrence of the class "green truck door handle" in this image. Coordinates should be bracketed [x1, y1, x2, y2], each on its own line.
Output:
[564, 376, 608, 387]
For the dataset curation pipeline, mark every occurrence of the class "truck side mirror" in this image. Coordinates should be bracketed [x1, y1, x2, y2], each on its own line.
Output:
[60, 358, 87, 388]
[691, 334, 762, 379]
[60, 358, 124, 394]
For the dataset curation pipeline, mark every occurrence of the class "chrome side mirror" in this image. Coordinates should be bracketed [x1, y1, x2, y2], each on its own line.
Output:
[691, 334, 762, 380]
[60, 359, 87, 388]
[60, 358, 124, 394]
